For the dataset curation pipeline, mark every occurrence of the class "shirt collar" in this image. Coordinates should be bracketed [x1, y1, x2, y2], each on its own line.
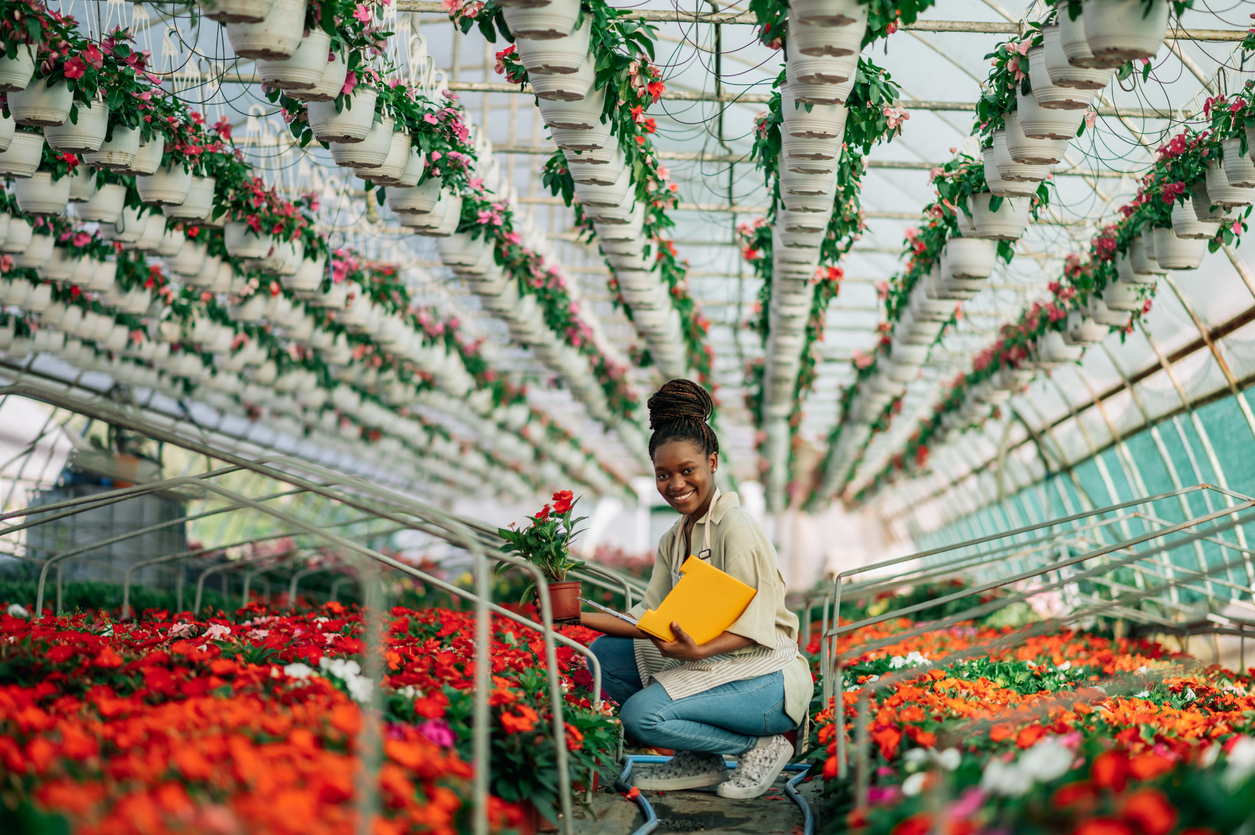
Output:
[708, 491, 740, 525]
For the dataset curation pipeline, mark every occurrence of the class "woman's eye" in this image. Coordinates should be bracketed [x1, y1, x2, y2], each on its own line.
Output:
[683, 468, 694, 475]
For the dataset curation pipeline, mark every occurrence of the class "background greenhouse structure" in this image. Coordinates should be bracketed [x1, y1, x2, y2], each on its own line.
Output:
[2, 0, 1255, 832]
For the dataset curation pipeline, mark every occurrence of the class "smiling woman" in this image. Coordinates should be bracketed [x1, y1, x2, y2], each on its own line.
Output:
[578, 379, 813, 801]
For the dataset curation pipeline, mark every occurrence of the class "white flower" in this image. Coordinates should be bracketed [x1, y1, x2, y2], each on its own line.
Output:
[1018, 738, 1074, 783]
[346, 674, 374, 704]
[1135, 691, 1150, 698]
[203, 623, 232, 640]
[1184, 688, 1197, 701]
[6, 603, 29, 618]
[936, 748, 962, 772]
[1136, 665, 1149, 674]
[902, 772, 927, 796]
[1223, 737, 1255, 790]
[981, 759, 1034, 797]
[889, 652, 932, 669]
[904, 748, 930, 766]
[284, 662, 316, 680]
[1057, 661, 1071, 672]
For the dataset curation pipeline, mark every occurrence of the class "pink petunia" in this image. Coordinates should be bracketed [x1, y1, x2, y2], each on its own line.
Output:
[353, 3, 373, 22]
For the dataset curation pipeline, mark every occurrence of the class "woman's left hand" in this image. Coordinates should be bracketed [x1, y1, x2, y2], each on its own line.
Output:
[650, 623, 708, 662]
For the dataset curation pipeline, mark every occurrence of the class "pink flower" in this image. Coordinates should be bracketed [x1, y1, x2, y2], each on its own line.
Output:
[353, 3, 373, 22]
[341, 71, 358, 96]
[82, 45, 103, 68]
[63, 56, 86, 80]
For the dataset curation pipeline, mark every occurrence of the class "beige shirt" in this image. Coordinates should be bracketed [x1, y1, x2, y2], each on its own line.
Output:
[627, 491, 813, 724]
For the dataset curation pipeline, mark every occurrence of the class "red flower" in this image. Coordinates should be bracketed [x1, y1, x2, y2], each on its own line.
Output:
[1122, 788, 1178, 835]
[551, 490, 574, 515]
[63, 56, 86, 80]
[533, 504, 552, 522]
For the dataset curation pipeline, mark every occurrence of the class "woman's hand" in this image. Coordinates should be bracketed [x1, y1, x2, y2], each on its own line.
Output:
[650, 623, 709, 662]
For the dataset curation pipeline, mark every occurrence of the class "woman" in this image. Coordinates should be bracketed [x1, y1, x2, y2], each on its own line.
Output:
[580, 379, 813, 799]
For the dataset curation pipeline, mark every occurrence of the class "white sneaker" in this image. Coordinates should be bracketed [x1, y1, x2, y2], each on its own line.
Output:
[716, 735, 792, 799]
[633, 751, 729, 791]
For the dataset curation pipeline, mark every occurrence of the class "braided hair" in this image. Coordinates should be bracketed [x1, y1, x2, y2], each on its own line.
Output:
[647, 379, 720, 460]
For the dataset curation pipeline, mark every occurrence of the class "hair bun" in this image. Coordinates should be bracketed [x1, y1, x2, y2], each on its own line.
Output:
[647, 379, 713, 430]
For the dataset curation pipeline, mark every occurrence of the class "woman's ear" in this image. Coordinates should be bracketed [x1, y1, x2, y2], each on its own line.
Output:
[709, 452, 719, 474]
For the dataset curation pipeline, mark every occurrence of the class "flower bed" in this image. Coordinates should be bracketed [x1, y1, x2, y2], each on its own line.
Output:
[807, 597, 1255, 835]
[0, 602, 617, 834]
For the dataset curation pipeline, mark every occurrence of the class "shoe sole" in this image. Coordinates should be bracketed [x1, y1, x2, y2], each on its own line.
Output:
[716, 748, 791, 799]
[633, 770, 729, 791]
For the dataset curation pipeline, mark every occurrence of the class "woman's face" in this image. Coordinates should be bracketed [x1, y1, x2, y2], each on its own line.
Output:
[653, 439, 718, 517]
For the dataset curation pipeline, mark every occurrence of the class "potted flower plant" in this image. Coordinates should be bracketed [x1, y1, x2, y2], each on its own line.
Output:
[0, 0, 61, 93]
[496, 489, 586, 622]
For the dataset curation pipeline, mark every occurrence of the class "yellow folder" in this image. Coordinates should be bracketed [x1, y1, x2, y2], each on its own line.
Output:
[636, 556, 758, 645]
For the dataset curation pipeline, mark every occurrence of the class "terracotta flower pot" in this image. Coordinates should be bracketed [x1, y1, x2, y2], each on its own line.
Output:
[539, 580, 582, 622]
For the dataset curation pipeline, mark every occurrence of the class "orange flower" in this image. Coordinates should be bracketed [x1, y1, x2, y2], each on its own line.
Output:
[1122, 788, 1178, 835]
[1091, 751, 1130, 793]
[1074, 819, 1135, 835]
[1128, 752, 1175, 781]
[501, 705, 539, 734]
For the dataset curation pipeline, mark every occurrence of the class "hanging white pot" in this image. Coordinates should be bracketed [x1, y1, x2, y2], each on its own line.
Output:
[782, 186, 836, 213]
[780, 164, 837, 197]
[354, 133, 412, 185]
[1004, 111, 1069, 165]
[13, 233, 54, 268]
[1016, 87, 1085, 140]
[184, 255, 222, 289]
[387, 175, 442, 215]
[1042, 23, 1111, 89]
[1081, 0, 1169, 67]
[1086, 294, 1128, 326]
[282, 255, 325, 293]
[1221, 138, 1255, 188]
[1130, 232, 1165, 274]
[288, 49, 348, 102]
[225, 221, 277, 259]
[1189, 181, 1232, 222]
[232, 292, 269, 323]
[571, 147, 625, 185]
[38, 246, 80, 282]
[789, 15, 866, 57]
[257, 28, 331, 89]
[256, 237, 305, 275]
[1029, 47, 1096, 111]
[412, 192, 463, 237]
[502, 0, 580, 39]
[163, 175, 217, 220]
[122, 135, 165, 176]
[583, 190, 639, 225]
[1151, 226, 1206, 270]
[537, 76, 605, 127]
[157, 226, 185, 257]
[573, 165, 631, 207]
[67, 165, 95, 202]
[1, 217, 32, 253]
[779, 208, 830, 233]
[981, 145, 1037, 198]
[0, 44, 36, 93]
[307, 86, 378, 144]
[1116, 251, 1155, 284]
[1098, 278, 1143, 311]
[126, 213, 166, 252]
[0, 111, 13, 153]
[968, 193, 1030, 241]
[991, 131, 1050, 182]
[781, 133, 842, 173]
[785, 59, 855, 106]
[941, 237, 997, 279]
[329, 116, 395, 169]
[136, 164, 193, 206]
[387, 145, 425, 188]
[1058, 2, 1102, 68]
[1064, 310, 1108, 345]
[199, 0, 275, 23]
[0, 212, 10, 249]
[8, 78, 73, 127]
[168, 239, 208, 276]
[44, 100, 110, 153]
[0, 130, 45, 177]
[14, 172, 71, 215]
[1170, 198, 1219, 240]
[551, 120, 614, 152]
[225, 0, 308, 60]
[70, 252, 96, 285]
[77, 183, 128, 224]
[437, 231, 484, 267]
[787, 47, 859, 85]
[594, 202, 644, 237]
[780, 89, 849, 139]
[530, 49, 595, 101]
[83, 125, 140, 170]
[515, 16, 592, 81]
[1205, 160, 1255, 208]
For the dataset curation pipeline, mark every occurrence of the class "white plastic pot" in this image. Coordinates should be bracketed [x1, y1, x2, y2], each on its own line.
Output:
[502, 0, 580, 39]
[164, 175, 217, 220]
[1065, 310, 1109, 345]
[1042, 23, 1111, 89]
[158, 226, 186, 257]
[257, 28, 331, 90]
[77, 183, 128, 224]
[781, 132, 841, 174]
[0, 44, 36, 93]
[14, 172, 71, 215]
[594, 203, 644, 238]
[530, 48, 595, 101]
[44, 100, 109, 154]
[39, 246, 81, 282]
[256, 237, 305, 275]
[785, 59, 855, 106]
[779, 208, 830, 233]
[782, 186, 835, 213]
[779, 165, 837, 196]
[387, 176, 442, 215]
[0, 130, 44, 177]
[168, 239, 209, 276]
[1151, 226, 1206, 270]
[8, 78, 73, 127]
[781, 89, 849, 139]
[1004, 112, 1069, 165]
[392, 145, 425, 188]
[225, 0, 308, 60]
[329, 116, 395, 168]
[412, 191, 463, 237]
[550, 120, 613, 152]
[84, 125, 140, 170]
[1016, 86, 1085, 140]
[288, 49, 347, 102]
[1082, 0, 1169, 67]
[1206, 160, 1255, 208]
[1099, 278, 1144, 311]
[1170, 198, 1219, 240]
[982, 145, 1037, 198]
[67, 166, 95, 202]
[515, 15, 591, 77]
[1190, 181, 1233, 222]
[307, 86, 378, 144]
[13, 233, 54, 268]
[1131, 233, 1166, 274]
[582, 192, 637, 225]
[127, 213, 167, 253]
[787, 46, 858, 85]
[968, 193, 1030, 241]
[571, 147, 625, 185]
[224, 222, 277, 259]
[1086, 294, 1128, 326]
[1, 218, 33, 253]
[122, 135, 165, 176]
[537, 78, 605, 128]
[1029, 47, 1097, 110]
[1058, 1, 1102, 68]
[1116, 251, 1156, 284]
[574, 164, 633, 206]
[89, 260, 119, 291]
[789, 15, 866, 57]
[0, 212, 10, 248]
[941, 237, 997, 279]
[357, 132, 414, 185]
[1222, 138, 1255, 188]
[283, 255, 327, 294]
[199, 0, 275, 23]
[136, 164, 193, 206]
[991, 130, 1050, 182]
[0, 111, 13, 152]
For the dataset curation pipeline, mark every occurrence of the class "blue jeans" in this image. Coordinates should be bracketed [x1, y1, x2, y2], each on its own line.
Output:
[589, 636, 794, 756]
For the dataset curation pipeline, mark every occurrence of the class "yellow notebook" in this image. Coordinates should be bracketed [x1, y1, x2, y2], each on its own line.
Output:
[635, 556, 758, 644]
